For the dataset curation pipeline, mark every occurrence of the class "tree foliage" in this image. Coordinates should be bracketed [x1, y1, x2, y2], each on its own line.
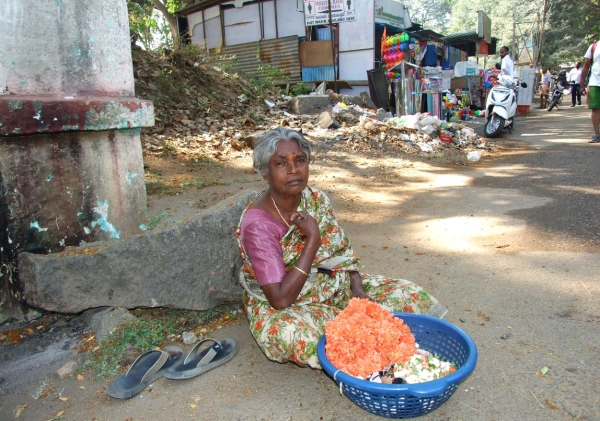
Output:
[127, 0, 193, 50]
[542, 0, 598, 67]
[446, 0, 600, 67]
[406, 0, 452, 33]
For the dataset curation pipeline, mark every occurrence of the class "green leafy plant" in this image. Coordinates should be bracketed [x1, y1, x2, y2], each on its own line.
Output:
[147, 212, 167, 230]
[289, 82, 312, 96]
[258, 64, 289, 83]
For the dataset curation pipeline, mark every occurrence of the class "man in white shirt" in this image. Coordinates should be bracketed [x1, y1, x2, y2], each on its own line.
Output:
[567, 62, 582, 106]
[499, 46, 514, 81]
[581, 41, 600, 142]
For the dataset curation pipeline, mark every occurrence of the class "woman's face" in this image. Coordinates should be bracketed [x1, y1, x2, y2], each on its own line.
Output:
[264, 139, 309, 196]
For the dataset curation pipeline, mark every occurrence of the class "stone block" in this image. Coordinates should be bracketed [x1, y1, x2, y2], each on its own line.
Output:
[80, 307, 137, 342]
[57, 361, 78, 379]
[19, 191, 258, 313]
[317, 111, 340, 129]
[289, 95, 330, 115]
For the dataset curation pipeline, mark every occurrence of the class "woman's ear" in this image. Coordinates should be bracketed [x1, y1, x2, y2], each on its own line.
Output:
[261, 169, 269, 183]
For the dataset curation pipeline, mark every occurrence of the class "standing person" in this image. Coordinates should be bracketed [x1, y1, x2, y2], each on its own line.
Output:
[568, 62, 583, 106]
[539, 68, 551, 108]
[580, 41, 600, 143]
[499, 46, 514, 81]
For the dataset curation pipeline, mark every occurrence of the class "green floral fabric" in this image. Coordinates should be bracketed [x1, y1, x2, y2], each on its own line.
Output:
[236, 187, 447, 369]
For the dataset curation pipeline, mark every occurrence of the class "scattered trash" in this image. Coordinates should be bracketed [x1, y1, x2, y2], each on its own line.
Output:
[416, 142, 434, 153]
[467, 151, 481, 162]
[315, 82, 326, 95]
[500, 332, 511, 340]
[182, 331, 198, 345]
[132, 49, 495, 163]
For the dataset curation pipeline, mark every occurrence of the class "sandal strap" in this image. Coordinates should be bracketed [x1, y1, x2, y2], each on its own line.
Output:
[126, 350, 168, 383]
[184, 338, 222, 367]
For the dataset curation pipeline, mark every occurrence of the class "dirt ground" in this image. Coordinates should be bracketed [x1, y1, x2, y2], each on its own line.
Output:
[1, 103, 600, 421]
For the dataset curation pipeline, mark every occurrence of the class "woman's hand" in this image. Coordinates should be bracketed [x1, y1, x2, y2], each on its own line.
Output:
[290, 211, 320, 245]
[349, 271, 373, 301]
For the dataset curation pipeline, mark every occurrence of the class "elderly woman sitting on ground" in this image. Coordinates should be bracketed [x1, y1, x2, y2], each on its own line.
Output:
[236, 127, 447, 368]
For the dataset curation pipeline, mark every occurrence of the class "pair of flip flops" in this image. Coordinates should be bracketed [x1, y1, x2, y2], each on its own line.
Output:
[106, 338, 237, 399]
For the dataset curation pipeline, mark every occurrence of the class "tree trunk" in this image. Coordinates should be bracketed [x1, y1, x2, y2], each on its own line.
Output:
[536, 0, 549, 67]
[151, 0, 180, 47]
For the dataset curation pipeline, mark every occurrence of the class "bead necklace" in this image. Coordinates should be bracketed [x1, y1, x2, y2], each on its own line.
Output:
[270, 194, 290, 228]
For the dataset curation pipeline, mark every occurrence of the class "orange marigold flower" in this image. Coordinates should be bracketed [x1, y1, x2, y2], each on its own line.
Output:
[325, 298, 416, 378]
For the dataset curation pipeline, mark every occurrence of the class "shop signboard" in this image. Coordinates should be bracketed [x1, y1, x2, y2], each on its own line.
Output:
[477, 10, 491, 44]
[517, 67, 535, 105]
[374, 0, 408, 29]
[303, 0, 356, 26]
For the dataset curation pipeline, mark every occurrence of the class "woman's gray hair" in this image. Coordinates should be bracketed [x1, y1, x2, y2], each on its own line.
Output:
[253, 127, 312, 174]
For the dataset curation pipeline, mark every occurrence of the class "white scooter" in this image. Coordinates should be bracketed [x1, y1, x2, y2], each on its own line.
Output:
[483, 75, 527, 138]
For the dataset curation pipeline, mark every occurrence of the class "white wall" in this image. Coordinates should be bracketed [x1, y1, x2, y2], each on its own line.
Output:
[340, 86, 370, 96]
[262, 0, 277, 40]
[339, 0, 374, 52]
[224, 3, 261, 45]
[339, 50, 375, 81]
[276, 0, 306, 38]
[188, 0, 304, 47]
[189, 6, 222, 47]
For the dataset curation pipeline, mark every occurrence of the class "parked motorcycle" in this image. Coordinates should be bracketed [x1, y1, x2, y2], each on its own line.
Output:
[483, 75, 527, 138]
[547, 77, 566, 111]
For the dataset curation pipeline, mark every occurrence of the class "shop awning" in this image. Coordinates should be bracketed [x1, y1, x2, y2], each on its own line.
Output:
[441, 30, 498, 56]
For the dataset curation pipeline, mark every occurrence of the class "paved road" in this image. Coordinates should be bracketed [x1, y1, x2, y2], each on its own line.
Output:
[1, 104, 599, 421]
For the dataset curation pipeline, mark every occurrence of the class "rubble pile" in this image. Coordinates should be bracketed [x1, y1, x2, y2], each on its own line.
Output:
[133, 49, 493, 164]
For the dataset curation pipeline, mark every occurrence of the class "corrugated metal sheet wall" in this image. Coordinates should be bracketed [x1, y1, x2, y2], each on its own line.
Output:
[217, 36, 301, 83]
[302, 66, 338, 82]
[316, 28, 331, 41]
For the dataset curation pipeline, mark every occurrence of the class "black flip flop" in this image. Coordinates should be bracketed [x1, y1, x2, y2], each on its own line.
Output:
[106, 345, 184, 399]
[163, 338, 237, 380]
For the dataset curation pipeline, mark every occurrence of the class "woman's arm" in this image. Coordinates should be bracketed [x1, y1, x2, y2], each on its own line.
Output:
[261, 211, 321, 309]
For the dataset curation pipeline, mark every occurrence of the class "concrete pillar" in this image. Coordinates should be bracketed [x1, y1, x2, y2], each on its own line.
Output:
[0, 0, 154, 321]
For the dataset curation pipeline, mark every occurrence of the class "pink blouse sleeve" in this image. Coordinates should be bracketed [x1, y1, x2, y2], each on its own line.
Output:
[240, 209, 288, 287]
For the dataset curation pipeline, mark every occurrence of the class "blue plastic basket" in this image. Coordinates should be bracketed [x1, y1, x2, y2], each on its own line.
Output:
[317, 313, 478, 419]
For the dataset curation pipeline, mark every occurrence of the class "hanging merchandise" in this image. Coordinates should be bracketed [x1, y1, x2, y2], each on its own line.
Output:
[382, 33, 411, 80]
[424, 44, 438, 67]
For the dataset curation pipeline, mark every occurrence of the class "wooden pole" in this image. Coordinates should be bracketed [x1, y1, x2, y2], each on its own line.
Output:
[328, 0, 337, 92]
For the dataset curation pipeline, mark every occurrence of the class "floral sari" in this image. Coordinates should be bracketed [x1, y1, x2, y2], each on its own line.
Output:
[236, 187, 447, 369]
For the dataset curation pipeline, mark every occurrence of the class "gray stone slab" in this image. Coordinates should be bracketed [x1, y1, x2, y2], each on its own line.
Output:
[18, 190, 258, 313]
[289, 95, 330, 115]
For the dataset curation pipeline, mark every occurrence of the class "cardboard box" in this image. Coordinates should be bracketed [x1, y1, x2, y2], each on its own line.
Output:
[298, 41, 333, 67]
[450, 76, 482, 92]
